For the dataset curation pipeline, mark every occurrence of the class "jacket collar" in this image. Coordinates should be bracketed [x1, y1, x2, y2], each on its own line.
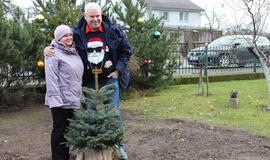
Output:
[85, 24, 103, 33]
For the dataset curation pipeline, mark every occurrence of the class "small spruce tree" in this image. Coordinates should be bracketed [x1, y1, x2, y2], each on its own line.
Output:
[64, 84, 124, 154]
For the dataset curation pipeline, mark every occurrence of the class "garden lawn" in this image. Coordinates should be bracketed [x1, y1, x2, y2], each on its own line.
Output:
[121, 79, 270, 137]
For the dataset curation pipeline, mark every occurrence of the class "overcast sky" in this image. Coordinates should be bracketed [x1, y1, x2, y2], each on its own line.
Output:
[13, 0, 224, 10]
[13, 0, 221, 10]
[12, 0, 231, 23]
[12, 0, 262, 31]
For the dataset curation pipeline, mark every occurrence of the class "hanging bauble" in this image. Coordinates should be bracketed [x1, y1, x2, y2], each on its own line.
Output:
[36, 60, 44, 69]
[221, 3, 224, 8]
[153, 31, 161, 39]
[144, 59, 148, 65]
[137, 17, 145, 24]
[35, 14, 45, 23]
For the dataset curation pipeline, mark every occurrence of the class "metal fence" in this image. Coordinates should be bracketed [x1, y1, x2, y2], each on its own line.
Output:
[0, 68, 40, 87]
[173, 44, 264, 76]
[1, 44, 266, 85]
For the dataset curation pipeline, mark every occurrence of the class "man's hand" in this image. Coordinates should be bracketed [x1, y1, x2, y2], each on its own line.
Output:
[44, 46, 55, 58]
[107, 70, 119, 78]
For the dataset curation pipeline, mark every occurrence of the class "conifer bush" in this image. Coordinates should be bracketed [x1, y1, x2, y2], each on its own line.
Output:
[0, 4, 47, 105]
[64, 84, 124, 153]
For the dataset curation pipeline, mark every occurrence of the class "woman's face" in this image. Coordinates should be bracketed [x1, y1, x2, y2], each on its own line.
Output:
[59, 33, 73, 47]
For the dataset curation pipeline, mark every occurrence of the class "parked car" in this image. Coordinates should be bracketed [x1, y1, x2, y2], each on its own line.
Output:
[187, 35, 270, 67]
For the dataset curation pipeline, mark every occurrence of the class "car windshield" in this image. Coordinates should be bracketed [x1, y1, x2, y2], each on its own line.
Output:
[208, 36, 252, 47]
[256, 37, 270, 45]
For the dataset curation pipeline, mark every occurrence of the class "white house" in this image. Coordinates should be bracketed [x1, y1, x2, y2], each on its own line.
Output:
[145, 0, 222, 47]
[146, 0, 204, 29]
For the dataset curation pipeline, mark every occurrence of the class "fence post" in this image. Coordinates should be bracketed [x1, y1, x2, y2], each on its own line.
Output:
[204, 43, 208, 75]
[253, 56, 256, 72]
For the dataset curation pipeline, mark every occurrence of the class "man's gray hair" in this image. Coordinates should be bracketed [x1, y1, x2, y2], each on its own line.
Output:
[85, 2, 101, 13]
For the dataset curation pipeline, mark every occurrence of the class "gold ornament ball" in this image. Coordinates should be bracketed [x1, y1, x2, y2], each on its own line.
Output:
[35, 14, 45, 23]
[137, 17, 144, 24]
[36, 60, 44, 69]
[221, 3, 224, 8]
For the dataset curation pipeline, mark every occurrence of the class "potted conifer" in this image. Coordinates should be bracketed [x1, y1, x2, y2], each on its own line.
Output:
[64, 84, 124, 160]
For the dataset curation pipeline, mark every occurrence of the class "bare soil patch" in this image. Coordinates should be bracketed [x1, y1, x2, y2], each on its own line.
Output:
[1, 105, 270, 160]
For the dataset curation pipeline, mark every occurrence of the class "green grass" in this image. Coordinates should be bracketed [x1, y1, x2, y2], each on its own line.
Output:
[121, 79, 270, 137]
[0, 105, 51, 127]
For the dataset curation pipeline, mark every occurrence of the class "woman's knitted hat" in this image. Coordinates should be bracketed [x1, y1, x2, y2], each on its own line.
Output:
[54, 24, 73, 41]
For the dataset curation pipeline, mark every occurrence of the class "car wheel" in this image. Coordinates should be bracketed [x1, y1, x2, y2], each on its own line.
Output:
[219, 54, 230, 67]
[193, 64, 201, 68]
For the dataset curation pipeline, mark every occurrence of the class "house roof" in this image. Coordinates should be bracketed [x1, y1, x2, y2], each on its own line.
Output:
[146, 0, 204, 12]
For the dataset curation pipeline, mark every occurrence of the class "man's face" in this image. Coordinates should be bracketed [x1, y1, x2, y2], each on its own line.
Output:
[84, 8, 102, 31]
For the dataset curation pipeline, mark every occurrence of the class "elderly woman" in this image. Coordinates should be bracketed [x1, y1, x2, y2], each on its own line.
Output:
[45, 24, 84, 160]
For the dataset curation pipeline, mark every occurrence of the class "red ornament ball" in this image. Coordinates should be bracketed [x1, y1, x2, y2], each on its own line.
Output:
[144, 59, 148, 65]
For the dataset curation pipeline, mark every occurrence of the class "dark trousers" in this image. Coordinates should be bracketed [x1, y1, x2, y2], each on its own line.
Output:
[51, 108, 74, 160]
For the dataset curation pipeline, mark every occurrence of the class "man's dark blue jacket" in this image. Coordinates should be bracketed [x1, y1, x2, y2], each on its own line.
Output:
[73, 15, 132, 89]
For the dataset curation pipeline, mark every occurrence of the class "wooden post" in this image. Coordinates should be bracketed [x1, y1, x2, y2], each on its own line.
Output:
[92, 67, 102, 91]
[92, 67, 102, 112]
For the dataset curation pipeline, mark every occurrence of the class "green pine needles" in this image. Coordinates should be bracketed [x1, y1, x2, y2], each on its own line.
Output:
[64, 84, 124, 153]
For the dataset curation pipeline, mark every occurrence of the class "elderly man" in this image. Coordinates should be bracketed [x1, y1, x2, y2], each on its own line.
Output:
[44, 2, 132, 160]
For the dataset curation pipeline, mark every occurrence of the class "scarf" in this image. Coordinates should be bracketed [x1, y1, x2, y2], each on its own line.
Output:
[51, 39, 77, 55]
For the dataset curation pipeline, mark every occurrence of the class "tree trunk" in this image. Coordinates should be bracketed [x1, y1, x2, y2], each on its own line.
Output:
[76, 149, 114, 160]
[261, 61, 270, 110]
[201, 69, 205, 96]
[198, 68, 202, 95]
[206, 71, 209, 96]
[198, 68, 205, 96]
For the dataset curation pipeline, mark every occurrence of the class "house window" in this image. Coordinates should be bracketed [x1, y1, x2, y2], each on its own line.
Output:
[160, 11, 168, 20]
[179, 12, 189, 21]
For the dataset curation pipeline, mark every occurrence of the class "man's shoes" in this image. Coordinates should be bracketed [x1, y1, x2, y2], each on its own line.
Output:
[118, 147, 128, 160]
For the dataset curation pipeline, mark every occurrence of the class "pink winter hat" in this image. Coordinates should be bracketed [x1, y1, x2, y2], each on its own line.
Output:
[54, 24, 73, 41]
